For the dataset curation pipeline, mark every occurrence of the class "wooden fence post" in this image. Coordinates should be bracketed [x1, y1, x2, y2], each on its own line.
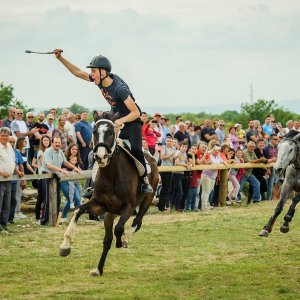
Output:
[218, 169, 228, 207]
[49, 176, 58, 227]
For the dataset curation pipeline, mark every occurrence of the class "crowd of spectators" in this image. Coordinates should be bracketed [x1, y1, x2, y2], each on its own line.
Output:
[141, 112, 299, 212]
[1, 106, 300, 232]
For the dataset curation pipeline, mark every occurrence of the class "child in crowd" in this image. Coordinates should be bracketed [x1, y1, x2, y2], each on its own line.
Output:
[171, 142, 192, 210]
[184, 145, 197, 211]
[226, 148, 241, 205]
[235, 124, 246, 149]
[68, 156, 81, 209]
[234, 148, 245, 204]
[60, 155, 82, 223]
[35, 135, 51, 225]
[14, 137, 35, 220]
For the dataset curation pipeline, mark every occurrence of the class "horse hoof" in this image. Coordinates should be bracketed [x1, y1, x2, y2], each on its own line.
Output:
[122, 240, 128, 248]
[89, 268, 100, 277]
[258, 229, 269, 237]
[280, 225, 289, 233]
[59, 247, 71, 257]
[116, 240, 122, 248]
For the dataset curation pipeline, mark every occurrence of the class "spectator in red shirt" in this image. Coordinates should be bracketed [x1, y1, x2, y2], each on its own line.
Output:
[143, 119, 161, 155]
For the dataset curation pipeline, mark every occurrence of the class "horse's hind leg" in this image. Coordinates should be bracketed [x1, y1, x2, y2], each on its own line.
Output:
[114, 203, 134, 248]
[90, 212, 115, 276]
[280, 193, 300, 233]
[122, 194, 153, 248]
[59, 197, 105, 257]
[259, 184, 291, 237]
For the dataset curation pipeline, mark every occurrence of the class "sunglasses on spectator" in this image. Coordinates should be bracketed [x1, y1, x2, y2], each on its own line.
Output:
[48, 118, 54, 120]
[219, 124, 225, 126]
[27, 116, 34, 118]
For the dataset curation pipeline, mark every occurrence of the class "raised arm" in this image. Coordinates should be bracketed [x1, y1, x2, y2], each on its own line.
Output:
[54, 49, 90, 81]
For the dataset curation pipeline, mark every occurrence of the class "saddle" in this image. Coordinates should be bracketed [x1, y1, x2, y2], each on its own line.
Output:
[91, 139, 150, 182]
[117, 139, 148, 177]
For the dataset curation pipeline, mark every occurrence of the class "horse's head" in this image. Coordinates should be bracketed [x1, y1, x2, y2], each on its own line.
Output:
[93, 119, 117, 167]
[274, 131, 300, 172]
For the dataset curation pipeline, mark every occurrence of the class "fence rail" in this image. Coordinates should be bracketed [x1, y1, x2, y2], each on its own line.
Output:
[0, 162, 275, 226]
[0, 162, 275, 182]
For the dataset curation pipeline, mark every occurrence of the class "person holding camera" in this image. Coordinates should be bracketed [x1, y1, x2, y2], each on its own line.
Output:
[143, 119, 161, 155]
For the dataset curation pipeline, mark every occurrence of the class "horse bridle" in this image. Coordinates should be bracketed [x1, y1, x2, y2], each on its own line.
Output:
[282, 137, 300, 168]
[93, 119, 123, 159]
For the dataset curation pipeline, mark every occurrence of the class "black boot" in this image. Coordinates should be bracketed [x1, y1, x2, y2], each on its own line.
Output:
[82, 187, 93, 199]
[141, 176, 153, 194]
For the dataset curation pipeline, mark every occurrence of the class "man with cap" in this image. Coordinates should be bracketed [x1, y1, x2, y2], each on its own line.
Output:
[53, 49, 152, 194]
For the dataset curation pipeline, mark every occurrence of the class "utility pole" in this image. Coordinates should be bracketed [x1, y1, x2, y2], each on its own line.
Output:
[250, 83, 253, 103]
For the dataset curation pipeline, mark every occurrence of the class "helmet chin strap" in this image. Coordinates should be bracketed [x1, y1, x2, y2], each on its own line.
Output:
[99, 68, 109, 86]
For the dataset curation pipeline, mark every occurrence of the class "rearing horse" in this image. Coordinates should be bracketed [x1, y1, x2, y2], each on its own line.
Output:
[59, 118, 159, 276]
[259, 130, 300, 237]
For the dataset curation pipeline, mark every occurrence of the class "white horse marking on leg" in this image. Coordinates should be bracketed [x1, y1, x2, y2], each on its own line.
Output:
[60, 209, 79, 250]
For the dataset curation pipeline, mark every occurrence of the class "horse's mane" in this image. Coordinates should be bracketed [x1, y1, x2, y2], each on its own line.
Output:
[284, 130, 299, 139]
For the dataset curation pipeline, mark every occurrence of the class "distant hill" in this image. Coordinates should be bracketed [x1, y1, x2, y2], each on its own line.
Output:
[141, 99, 300, 115]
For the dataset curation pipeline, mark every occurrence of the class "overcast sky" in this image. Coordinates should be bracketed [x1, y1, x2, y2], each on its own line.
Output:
[1, 0, 300, 112]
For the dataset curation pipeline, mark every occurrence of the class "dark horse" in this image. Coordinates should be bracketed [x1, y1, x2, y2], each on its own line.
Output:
[259, 130, 300, 237]
[59, 116, 159, 276]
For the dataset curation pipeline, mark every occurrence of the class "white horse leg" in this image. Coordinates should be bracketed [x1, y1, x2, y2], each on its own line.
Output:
[59, 209, 79, 256]
[122, 225, 138, 248]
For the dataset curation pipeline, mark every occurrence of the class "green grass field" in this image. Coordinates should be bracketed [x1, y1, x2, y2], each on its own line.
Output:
[1, 201, 300, 300]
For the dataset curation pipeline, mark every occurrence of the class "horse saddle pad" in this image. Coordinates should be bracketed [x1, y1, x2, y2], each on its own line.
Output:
[91, 140, 151, 182]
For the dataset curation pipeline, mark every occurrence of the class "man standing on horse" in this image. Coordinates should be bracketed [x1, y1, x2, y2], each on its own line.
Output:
[53, 49, 152, 194]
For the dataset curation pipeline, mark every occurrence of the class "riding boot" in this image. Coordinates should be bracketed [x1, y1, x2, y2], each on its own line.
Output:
[82, 187, 93, 199]
[141, 176, 153, 194]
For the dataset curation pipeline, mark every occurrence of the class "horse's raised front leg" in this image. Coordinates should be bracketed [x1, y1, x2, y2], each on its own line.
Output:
[259, 183, 291, 237]
[59, 197, 105, 257]
[122, 193, 154, 248]
[90, 212, 115, 276]
[280, 192, 300, 233]
[114, 203, 134, 248]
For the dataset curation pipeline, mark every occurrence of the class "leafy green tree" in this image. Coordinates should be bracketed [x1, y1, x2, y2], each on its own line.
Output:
[0, 82, 33, 120]
[0, 83, 15, 119]
[238, 99, 299, 127]
[67, 103, 90, 114]
[239, 99, 278, 125]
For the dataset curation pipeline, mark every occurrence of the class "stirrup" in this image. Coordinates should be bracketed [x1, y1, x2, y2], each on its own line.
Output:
[141, 177, 153, 194]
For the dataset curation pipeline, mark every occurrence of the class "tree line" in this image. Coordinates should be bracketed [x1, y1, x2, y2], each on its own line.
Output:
[1, 82, 299, 126]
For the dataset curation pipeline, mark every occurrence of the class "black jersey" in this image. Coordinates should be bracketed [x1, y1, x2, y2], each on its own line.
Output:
[95, 74, 141, 118]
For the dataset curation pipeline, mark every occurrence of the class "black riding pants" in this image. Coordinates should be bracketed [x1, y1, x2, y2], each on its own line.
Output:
[119, 120, 147, 177]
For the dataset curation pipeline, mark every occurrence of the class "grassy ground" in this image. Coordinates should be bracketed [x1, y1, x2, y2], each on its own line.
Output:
[1, 201, 300, 300]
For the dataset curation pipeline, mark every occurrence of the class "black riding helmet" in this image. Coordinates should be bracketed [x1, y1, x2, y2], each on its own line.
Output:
[87, 55, 112, 72]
